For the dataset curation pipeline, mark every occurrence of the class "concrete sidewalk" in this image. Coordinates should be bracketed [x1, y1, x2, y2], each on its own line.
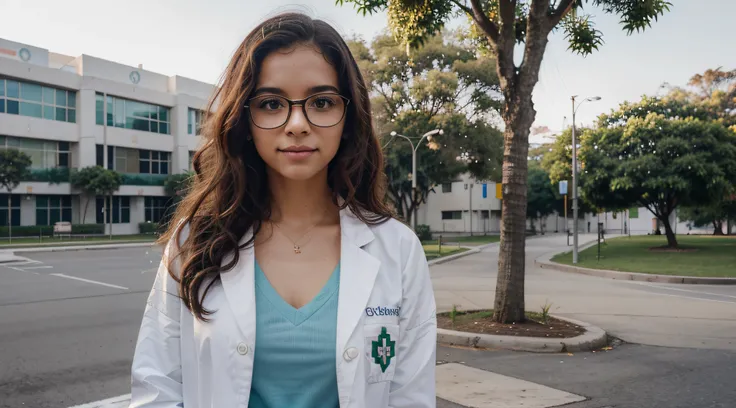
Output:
[431, 233, 736, 351]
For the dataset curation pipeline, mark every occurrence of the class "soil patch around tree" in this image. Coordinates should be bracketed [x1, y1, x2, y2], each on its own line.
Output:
[437, 310, 586, 339]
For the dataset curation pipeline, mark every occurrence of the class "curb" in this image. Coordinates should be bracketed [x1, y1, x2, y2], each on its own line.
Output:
[11, 242, 157, 254]
[535, 244, 736, 285]
[428, 247, 481, 266]
[437, 314, 608, 353]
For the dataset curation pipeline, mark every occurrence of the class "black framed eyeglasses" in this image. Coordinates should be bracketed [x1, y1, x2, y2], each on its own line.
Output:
[244, 93, 351, 129]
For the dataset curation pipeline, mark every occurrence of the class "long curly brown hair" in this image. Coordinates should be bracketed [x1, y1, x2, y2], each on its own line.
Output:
[159, 12, 393, 321]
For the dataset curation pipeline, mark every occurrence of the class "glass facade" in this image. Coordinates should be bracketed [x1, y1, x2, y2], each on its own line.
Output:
[145, 196, 169, 223]
[95, 145, 170, 175]
[0, 136, 70, 169]
[95, 93, 170, 134]
[188, 108, 203, 135]
[96, 196, 130, 224]
[0, 78, 76, 123]
[0, 194, 21, 227]
[35, 195, 73, 226]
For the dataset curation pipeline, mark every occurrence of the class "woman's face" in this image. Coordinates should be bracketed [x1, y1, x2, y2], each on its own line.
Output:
[249, 43, 346, 183]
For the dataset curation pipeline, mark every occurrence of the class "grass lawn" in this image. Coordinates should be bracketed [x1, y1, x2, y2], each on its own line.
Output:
[423, 244, 468, 261]
[0, 234, 158, 248]
[551, 235, 736, 277]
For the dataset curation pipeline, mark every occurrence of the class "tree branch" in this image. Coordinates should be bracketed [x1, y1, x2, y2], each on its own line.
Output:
[450, 0, 474, 16]
[518, 0, 552, 91]
[548, 0, 575, 28]
[468, 0, 500, 47]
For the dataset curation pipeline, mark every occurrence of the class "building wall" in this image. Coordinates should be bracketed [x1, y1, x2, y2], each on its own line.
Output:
[0, 36, 215, 234]
[416, 174, 502, 236]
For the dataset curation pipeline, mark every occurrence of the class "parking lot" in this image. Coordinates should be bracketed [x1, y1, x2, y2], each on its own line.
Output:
[0, 247, 163, 407]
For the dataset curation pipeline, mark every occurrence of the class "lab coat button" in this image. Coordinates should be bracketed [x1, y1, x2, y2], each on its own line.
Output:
[237, 342, 249, 355]
[344, 347, 358, 361]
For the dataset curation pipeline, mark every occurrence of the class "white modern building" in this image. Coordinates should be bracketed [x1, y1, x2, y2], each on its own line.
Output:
[415, 172, 715, 237]
[415, 174, 502, 236]
[0, 37, 213, 235]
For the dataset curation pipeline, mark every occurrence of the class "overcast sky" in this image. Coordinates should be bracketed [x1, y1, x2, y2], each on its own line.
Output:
[2, 0, 734, 143]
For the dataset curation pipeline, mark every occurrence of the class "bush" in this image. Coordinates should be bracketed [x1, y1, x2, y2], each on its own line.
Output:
[415, 224, 432, 241]
[139, 222, 159, 234]
[72, 224, 105, 234]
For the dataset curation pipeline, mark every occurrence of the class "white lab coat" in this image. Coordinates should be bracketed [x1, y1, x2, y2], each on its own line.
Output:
[130, 207, 437, 407]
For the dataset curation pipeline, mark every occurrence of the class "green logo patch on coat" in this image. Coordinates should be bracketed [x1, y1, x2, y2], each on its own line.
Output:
[371, 326, 395, 373]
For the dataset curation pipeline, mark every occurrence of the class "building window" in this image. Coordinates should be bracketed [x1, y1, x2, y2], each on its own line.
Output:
[441, 211, 462, 220]
[188, 108, 203, 135]
[139, 150, 170, 174]
[0, 194, 21, 227]
[145, 196, 169, 223]
[35, 195, 72, 226]
[441, 183, 452, 193]
[96, 145, 104, 167]
[0, 136, 70, 169]
[95, 93, 169, 134]
[0, 78, 76, 123]
[96, 196, 130, 224]
[481, 210, 490, 219]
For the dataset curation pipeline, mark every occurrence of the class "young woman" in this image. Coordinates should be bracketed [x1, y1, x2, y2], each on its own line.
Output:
[130, 12, 437, 408]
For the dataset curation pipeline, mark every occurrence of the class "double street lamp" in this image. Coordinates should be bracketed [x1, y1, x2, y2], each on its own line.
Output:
[571, 95, 601, 264]
[387, 128, 444, 230]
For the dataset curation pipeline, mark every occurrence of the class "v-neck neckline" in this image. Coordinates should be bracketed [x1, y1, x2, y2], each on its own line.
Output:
[254, 260, 340, 326]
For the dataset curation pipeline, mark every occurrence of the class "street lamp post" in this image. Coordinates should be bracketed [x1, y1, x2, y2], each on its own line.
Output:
[571, 95, 601, 264]
[388, 129, 444, 230]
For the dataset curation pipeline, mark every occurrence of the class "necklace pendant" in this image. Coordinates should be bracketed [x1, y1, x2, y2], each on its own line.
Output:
[294, 245, 301, 254]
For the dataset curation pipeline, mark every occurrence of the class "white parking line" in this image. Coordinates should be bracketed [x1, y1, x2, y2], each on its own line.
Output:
[50, 273, 129, 290]
[625, 281, 736, 300]
[67, 394, 131, 408]
[20, 265, 54, 270]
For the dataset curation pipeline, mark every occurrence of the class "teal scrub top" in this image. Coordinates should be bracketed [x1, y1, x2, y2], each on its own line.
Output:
[249, 261, 341, 408]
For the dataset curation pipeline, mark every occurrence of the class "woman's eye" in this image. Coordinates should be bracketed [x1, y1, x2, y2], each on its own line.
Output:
[258, 99, 285, 110]
[311, 97, 336, 109]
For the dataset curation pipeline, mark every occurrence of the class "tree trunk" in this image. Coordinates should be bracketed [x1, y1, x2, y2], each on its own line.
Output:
[660, 214, 678, 248]
[81, 195, 90, 224]
[713, 220, 724, 235]
[493, 93, 537, 324]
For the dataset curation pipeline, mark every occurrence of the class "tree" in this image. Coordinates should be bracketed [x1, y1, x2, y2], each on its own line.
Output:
[71, 166, 123, 235]
[161, 172, 195, 230]
[339, 0, 671, 323]
[579, 101, 736, 248]
[0, 149, 32, 236]
[348, 32, 503, 225]
[164, 172, 194, 201]
[667, 68, 736, 233]
[526, 162, 559, 234]
[540, 127, 599, 217]
[678, 199, 736, 235]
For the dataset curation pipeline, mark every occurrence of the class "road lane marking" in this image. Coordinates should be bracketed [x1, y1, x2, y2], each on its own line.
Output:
[50, 273, 129, 290]
[625, 281, 736, 300]
[20, 265, 53, 270]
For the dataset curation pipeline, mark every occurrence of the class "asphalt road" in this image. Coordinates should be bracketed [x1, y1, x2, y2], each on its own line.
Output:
[437, 343, 736, 408]
[0, 247, 161, 407]
[1, 245, 735, 407]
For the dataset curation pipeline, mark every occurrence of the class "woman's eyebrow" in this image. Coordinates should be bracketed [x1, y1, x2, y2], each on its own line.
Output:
[252, 85, 340, 96]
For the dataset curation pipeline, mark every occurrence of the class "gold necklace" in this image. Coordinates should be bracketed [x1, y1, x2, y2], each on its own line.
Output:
[270, 209, 328, 254]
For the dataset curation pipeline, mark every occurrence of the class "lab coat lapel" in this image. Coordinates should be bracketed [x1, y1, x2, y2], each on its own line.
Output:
[220, 229, 257, 343]
[336, 208, 380, 404]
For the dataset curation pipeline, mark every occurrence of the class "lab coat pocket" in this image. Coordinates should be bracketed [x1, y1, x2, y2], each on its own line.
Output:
[364, 323, 399, 384]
